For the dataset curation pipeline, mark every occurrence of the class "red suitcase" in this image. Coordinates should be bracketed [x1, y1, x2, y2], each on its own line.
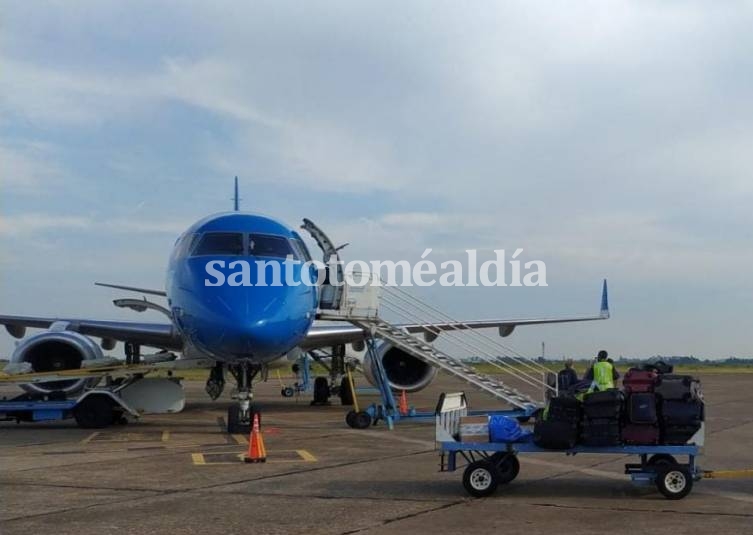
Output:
[622, 424, 660, 445]
[623, 369, 658, 394]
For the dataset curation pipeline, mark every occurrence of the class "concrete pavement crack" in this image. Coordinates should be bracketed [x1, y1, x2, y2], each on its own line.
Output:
[338, 500, 466, 535]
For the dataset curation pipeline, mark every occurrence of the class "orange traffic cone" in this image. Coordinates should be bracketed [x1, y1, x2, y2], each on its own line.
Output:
[243, 413, 267, 463]
[399, 390, 409, 416]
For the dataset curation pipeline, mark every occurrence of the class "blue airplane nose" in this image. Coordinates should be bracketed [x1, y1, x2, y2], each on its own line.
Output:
[183, 285, 314, 361]
[187, 309, 301, 360]
[172, 256, 317, 361]
[222, 317, 288, 356]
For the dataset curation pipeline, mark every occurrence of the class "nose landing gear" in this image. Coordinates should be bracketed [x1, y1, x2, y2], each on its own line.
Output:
[226, 362, 261, 434]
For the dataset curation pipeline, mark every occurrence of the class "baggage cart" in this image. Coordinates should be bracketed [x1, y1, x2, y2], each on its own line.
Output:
[436, 392, 703, 500]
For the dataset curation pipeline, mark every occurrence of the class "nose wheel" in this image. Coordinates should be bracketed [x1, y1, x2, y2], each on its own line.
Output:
[227, 404, 260, 434]
[226, 362, 261, 434]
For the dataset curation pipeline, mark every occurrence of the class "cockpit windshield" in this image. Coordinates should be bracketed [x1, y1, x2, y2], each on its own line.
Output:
[292, 238, 312, 262]
[249, 234, 295, 259]
[192, 232, 244, 256]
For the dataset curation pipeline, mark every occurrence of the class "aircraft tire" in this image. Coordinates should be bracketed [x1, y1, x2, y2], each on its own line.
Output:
[312, 377, 330, 405]
[227, 405, 240, 433]
[339, 377, 354, 406]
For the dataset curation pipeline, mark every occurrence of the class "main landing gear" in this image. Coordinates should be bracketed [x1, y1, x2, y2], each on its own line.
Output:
[307, 345, 355, 406]
[124, 341, 141, 365]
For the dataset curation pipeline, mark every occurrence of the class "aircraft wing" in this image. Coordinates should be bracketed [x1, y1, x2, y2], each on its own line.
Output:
[0, 315, 182, 350]
[302, 280, 609, 348]
[94, 282, 167, 296]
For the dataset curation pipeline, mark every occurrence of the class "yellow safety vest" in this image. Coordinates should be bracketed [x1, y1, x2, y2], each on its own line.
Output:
[592, 360, 615, 391]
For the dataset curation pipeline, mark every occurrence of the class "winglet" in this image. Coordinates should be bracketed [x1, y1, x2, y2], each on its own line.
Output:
[600, 279, 610, 318]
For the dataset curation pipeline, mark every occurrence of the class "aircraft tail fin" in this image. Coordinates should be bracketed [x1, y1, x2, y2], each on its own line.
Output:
[600, 279, 609, 318]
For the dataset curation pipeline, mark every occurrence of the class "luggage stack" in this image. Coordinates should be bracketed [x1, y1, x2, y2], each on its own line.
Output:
[531, 364, 704, 450]
[656, 374, 704, 444]
[533, 395, 580, 450]
[622, 369, 660, 445]
[581, 390, 623, 446]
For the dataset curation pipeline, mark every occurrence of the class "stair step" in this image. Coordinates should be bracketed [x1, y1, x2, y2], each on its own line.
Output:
[358, 319, 542, 410]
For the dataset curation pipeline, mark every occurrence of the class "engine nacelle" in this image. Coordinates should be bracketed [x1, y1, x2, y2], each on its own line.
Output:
[362, 342, 438, 393]
[11, 330, 104, 396]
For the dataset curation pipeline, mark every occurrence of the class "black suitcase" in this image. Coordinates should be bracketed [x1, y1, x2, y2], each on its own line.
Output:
[655, 375, 701, 401]
[661, 399, 704, 425]
[628, 393, 658, 424]
[581, 418, 621, 447]
[641, 361, 674, 375]
[533, 419, 578, 450]
[583, 389, 624, 420]
[662, 423, 702, 445]
[547, 396, 581, 424]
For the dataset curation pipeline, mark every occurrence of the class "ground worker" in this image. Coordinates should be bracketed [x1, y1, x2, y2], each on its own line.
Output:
[584, 350, 619, 391]
[557, 358, 579, 393]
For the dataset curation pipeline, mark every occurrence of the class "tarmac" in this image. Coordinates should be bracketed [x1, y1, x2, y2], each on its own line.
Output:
[1, 372, 752, 535]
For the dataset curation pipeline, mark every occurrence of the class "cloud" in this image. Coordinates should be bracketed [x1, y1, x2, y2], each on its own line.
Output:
[0, 214, 189, 237]
[0, 142, 63, 194]
[105, 218, 191, 235]
[2, 1, 753, 357]
[0, 214, 91, 236]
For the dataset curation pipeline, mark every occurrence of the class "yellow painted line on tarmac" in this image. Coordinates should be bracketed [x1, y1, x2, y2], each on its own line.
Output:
[296, 449, 317, 462]
[189, 449, 317, 465]
[81, 433, 99, 444]
[232, 434, 248, 445]
[703, 469, 753, 479]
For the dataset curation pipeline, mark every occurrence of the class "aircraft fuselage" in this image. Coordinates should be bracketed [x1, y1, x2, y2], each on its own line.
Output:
[166, 212, 318, 364]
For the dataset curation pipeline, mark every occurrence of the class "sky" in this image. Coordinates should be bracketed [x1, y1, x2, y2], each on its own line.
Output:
[1, 1, 752, 359]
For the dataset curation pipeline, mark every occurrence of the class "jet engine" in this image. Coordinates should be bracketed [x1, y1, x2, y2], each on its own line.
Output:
[362, 342, 438, 393]
[10, 330, 104, 396]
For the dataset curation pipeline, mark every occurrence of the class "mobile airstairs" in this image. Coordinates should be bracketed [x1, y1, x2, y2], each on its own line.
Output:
[318, 272, 557, 429]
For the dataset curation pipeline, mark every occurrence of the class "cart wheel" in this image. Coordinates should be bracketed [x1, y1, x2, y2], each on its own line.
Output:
[73, 395, 113, 429]
[656, 465, 693, 500]
[463, 461, 499, 497]
[490, 453, 520, 484]
[281, 387, 295, 398]
[111, 409, 127, 425]
[352, 411, 372, 429]
[647, 454, 677, 468]
[345, 410, 357, 428]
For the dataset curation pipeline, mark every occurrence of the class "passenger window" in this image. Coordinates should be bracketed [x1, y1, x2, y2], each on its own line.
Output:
[249, 234, 295, 259]
[192, 233, 244, 256]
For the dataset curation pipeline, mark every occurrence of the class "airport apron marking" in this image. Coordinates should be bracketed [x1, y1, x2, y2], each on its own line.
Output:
[190, 449, 317, 465]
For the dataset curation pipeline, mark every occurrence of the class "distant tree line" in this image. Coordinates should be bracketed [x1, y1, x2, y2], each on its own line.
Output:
[465, 355, 753, 366]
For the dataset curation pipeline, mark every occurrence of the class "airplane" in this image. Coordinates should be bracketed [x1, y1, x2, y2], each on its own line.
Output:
[0, 178, 609, 432]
